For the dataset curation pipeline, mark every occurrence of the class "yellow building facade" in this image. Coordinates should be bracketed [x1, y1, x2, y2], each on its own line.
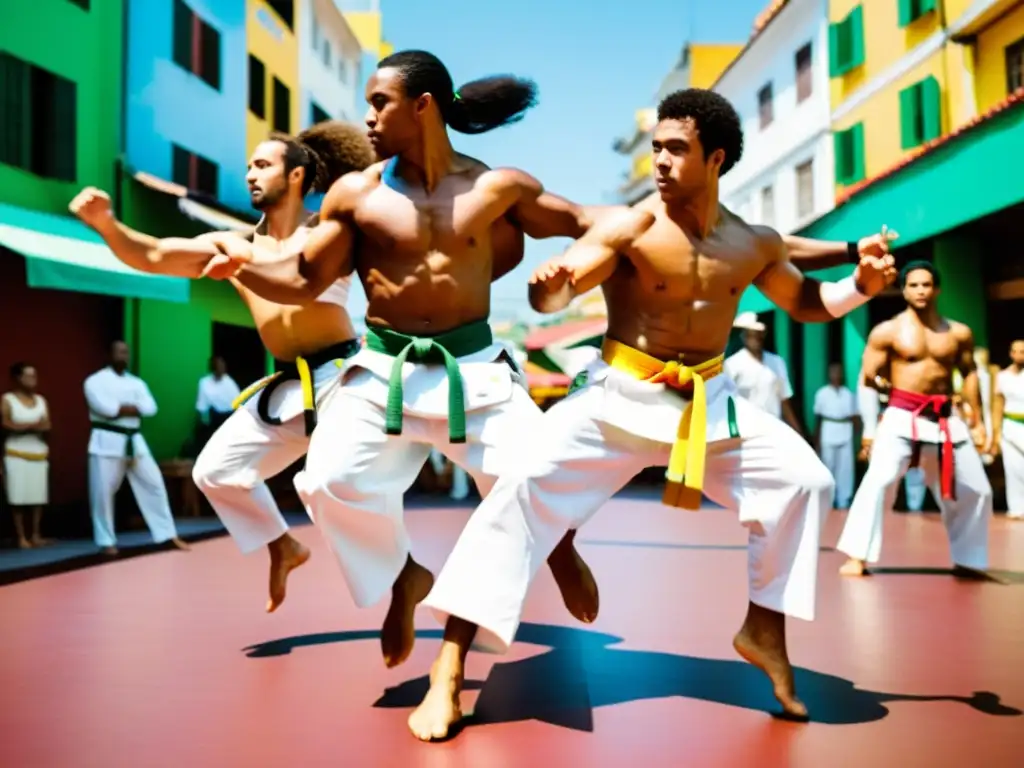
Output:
[246, 0, 301, 157]
[828, 0, 1024, 197]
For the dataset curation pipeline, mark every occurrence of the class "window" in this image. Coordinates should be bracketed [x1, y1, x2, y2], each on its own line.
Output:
[172, 0, 221, 90]
[897, 0, 936, 27]
[248, 55, 266, 119]
[758, 83, 773, 129]
[339, 59, 348, 84]
[760, 185, 775, 227]
[311, 102, 330, 125]
[899, 76, 941, 149]
[323, 41, 332, 68]
[311, 13, 321, 50]
[272, 78, 291, 133]
[795, 160, 814, 219]
[829, 6, 865, 77]
[0, 53, 77, 181]
[833, 123, 865, 186]
[267, 0, 294, 30]
[1007, 36, 1024, 94]
[795, 43, 813, 102]
[172, 144, 218, 197]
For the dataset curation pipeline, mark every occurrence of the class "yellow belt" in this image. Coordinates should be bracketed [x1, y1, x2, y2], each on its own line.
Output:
[232, 357, 342, 435]
[1005, 413, 1024, 424]
[5, 448, 48, 462]
[602, 339, 724, 510]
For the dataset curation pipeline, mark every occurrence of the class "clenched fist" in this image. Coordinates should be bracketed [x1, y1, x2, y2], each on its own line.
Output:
[857, 225, 899, 259]
[69, 187, 113, 229]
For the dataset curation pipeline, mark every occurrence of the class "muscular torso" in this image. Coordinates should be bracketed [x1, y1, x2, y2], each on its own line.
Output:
[604, 202, 770, 362]
[347, 157, 513, 334]
[233, 228, 355, 361]
[884, 310, 965, 396]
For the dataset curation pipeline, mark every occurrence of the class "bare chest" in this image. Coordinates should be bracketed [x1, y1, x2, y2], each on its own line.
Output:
[892, 323, 959, 364]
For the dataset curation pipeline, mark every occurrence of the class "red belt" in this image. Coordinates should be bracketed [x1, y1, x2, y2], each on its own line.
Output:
[887, 388, 955, 500]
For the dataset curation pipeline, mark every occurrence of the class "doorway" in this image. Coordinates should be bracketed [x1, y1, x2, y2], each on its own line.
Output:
[212, 322, 265, 387]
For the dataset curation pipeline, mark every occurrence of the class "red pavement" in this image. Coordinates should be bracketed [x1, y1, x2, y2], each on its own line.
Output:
[1, 499, 1022, 767]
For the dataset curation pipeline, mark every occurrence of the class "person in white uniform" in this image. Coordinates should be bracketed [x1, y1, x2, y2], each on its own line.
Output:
[2, 362, 51, 548]
[989, 339, 1024, 520]
[837, 262, 992, 577]
[410, 88, 898, 739]
[725, 312, 804, 436]
[813, 362, 860, 509]
[71, 122, 384, 611]
[85, 341, 188, 555]
[195, 356, 241, 435]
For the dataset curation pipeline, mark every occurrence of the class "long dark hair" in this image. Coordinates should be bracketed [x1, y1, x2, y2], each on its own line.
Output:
[379, 50, 538, 135]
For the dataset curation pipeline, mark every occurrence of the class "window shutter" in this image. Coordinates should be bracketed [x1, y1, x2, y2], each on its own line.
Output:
[172, 0, 192, 72]
[52, 74, 77, 181]
[897, 0, 913, 27]
[849, 6, 865, 70]
[0, 54, 30, 170]
[828, 23, 841, 77]
[920, 76, 942, 142]
[200, 21, 221, 91]
[833, 130, 849, 184]
[920, 0, 937, 15]
[850, 122, 866, 183]
[899, 83, 920, 149]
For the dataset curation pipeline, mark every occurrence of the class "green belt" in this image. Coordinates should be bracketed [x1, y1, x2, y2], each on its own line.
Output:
[91, 421, 140, 458]
[364, 320, 494, 443]
[1005, 413, 1024, 424]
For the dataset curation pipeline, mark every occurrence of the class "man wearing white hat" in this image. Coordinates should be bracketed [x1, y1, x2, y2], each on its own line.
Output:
[724, 312, 804, 436]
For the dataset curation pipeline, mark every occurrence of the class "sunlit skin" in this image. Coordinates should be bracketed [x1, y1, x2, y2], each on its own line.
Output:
[1, 365, 51, 548]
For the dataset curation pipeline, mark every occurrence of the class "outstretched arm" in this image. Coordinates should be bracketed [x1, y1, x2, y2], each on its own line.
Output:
[69, 187, 234, 278]
[783, 228, 898, 272]
[528, 207, 653, 314]
[754, 228, 897, 324]
[215, 174, 362, 305]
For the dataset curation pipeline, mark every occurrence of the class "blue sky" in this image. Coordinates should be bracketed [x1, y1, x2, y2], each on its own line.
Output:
[345, 0, 769, 324]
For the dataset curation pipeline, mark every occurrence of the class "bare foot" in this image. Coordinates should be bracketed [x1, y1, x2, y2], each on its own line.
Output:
[733, 602, 808, 720]
[101, 546, 119, 556]
[30, 536, 53, 547]
[381, 557, 434, 668]
[839, 557, 868, 577]
[408, 656, 464, 741]
[547, 530, 599, 623]
[266, 534, 311, 613]
[17, 538, 32, 550]
[169, 537, 191, 551]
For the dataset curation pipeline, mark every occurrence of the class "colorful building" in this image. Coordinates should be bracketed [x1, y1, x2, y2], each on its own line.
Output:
[787, 0, 1024, 423]
[298, 0, 364, 126]
[246, 0, 301, 157]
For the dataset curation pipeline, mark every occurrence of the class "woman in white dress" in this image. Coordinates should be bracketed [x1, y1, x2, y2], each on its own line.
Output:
[2, 362, 51, 548]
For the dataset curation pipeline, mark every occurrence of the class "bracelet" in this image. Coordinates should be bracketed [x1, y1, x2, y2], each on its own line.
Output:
[846, 241, 859, 263]
[821, 275, 870, 317]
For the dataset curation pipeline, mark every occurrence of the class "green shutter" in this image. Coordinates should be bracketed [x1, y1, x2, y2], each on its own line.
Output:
[850, 122, 866, 183]
[898, 0, 914, 27]
[828, 23, 841, 76]
[52, 74, 77, 182]
[920, 76, 942, 141]
[899, 83, 921, 149]
[848, 6, 865, 70]
[833, 130, 848, 184]
[920, 0, 936, 15]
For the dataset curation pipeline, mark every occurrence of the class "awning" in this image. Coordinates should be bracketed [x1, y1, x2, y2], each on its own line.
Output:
[131, 171, 255, 232]
[0, 202, 190, 303]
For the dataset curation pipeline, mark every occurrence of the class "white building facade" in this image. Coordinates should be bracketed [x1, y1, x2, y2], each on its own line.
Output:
[298, 0, 363, 128]
[715, 0, 835, 235]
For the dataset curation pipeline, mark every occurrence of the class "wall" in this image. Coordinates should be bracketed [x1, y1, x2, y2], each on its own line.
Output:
[0, 254, 123, 514]
[247, 0, 301, 156]
[689, 44, 745, 88]
[974, 3, 1024, 113]
[126, 0, 249, 212]
[717, 0, 835, 233]
[298, 0, 363, 125]
[0, 0, 122, 214]
[343, 8, 388, 95]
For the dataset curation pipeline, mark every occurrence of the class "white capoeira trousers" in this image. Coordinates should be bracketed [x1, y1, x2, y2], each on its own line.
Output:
[89, 453, 178, 548]
[837, 407, 991, 567]
[819, 440, 854, 509]
[192, 357, 359, 554]
[1000, 418, 1024, 519]
[295, 345, 542, 609]
[424, 367, 834, 654]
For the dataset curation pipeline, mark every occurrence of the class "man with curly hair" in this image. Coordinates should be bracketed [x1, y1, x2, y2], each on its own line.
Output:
[411, 88, 900, 737]
[69, 122, 385, 613]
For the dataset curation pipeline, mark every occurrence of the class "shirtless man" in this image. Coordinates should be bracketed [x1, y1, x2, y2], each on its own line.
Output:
[70, 123, 377, 612]
[207, 50, 608, 667]
[836, 261, 992, 576]
[414, 88, 898, 739]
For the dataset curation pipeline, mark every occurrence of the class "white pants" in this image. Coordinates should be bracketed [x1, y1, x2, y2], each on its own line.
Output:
[837, 408, 991, 568]
[424, 371, 834, 654]
[296, 353, 542, 609]
[89, 453, 178, 547]
[819, 440, 854, 508]
[1001, 418, 1024, 519]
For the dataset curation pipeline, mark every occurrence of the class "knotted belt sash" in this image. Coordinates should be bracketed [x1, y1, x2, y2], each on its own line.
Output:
[90, 422, 140, 459]
[233, 339, 360, 436]
[601, 339, 735, 510]
[887, 388, 957, 500]
[364, 320, 495, 444]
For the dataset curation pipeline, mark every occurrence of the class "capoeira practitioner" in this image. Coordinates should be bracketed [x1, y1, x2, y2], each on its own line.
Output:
[71, 122, 378, 610]
[209, 50, 609, 666]
[989, 340, 1024, 520]
[813, 362, 860, 509]
[84, 341, 188, 555]
[411, 88, 898, 739]
[836, 261, 992, 576]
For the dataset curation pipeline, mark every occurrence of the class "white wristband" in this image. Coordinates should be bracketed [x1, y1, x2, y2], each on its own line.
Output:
[820, 275, 869, 318]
